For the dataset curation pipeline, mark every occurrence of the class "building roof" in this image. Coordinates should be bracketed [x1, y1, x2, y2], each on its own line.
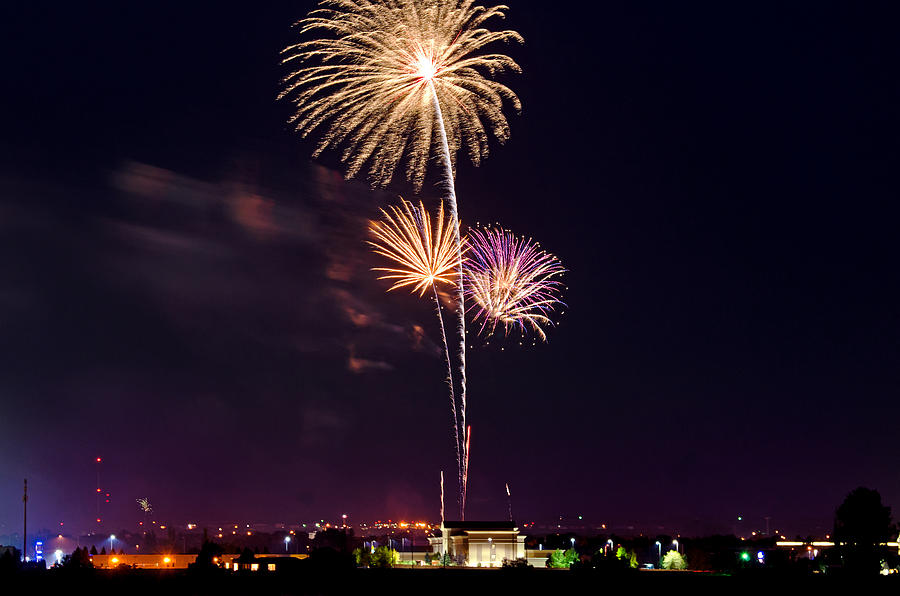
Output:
[442, 521, 517, 530]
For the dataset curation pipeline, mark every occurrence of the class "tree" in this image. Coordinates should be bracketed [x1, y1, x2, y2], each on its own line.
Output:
[190, 541, 223, 571]
[501, 557, 531, 569]
[661, 550, 687, 570]
[547, 548, 578, 569]
[90, 545, 98, 556]
[0, 548, 20, 574]
[370, 546, 399, 568]
[63, 547, 92, 569]
[352, 547, 372, 568]
[834, 487, 895, 575]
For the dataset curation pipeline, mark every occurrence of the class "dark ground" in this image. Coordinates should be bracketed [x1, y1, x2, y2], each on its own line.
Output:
[6, 567, 899, 595]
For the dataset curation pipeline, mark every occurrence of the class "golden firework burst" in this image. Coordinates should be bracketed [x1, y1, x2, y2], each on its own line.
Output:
[279, 0, 522, 189]
[369, 200, 465, 296]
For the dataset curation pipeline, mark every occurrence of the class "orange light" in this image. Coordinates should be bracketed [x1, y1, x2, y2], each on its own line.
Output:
[163, 557, 171, 564]
[111, 557, 118, 564]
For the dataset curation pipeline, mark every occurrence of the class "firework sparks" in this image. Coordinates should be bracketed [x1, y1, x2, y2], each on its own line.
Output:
[279, 0, 522, 189]
[283, 0, 523, 520]
[136, 497, 152, 514]
[369, 199, 466, 487]
[464, 226, 566, 341]
[368, 200, 462, 296]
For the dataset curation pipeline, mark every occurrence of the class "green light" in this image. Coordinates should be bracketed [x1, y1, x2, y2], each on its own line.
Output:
[578, 516, 582, 520]
[737, 516, 743, 521]
[740, 552, 750, 561]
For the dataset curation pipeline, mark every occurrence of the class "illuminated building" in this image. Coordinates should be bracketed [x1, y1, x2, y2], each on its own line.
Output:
[429, 521, 526, 567]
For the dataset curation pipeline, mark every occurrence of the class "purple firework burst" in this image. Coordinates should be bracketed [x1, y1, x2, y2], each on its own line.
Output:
[464, 226, 566, 341]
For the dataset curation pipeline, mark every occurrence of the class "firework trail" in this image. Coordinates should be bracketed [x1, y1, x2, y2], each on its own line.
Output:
[462, 424, 471, 518]
[280, 0, 522, 519]
[368, 200, 466, 493]
[464, 226, 566, 341]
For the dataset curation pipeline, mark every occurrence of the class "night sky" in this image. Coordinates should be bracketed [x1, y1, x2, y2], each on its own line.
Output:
[2, 1, 898, 538]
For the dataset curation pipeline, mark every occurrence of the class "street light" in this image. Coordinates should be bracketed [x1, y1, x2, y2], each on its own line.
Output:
[109, 535, 116, 554]
[655, 541, 661, 568]
[284, 536, 291, 553]
[570, 537, 575, 550]
[672, 539, 679, 554]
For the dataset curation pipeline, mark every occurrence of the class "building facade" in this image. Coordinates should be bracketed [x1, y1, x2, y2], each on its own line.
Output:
[428, 521, 526, 567]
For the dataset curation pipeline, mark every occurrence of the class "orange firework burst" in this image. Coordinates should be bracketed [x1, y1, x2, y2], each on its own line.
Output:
[368, 200, 464, 296]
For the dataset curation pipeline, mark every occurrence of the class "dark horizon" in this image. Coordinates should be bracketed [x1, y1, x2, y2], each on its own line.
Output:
[1, 1, 898, 541]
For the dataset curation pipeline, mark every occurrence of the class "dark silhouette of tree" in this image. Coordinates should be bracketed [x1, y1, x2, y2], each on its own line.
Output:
[144, 530, 158, 553]
[189, 541, 223, 572]
[0, 548, 20, 574]
[100, 547, 106, 555]
[834, 486, 895, 575]
[238, 548, 255, 564]
[63, 547, 93, 569]
[89, 545, 98, 556]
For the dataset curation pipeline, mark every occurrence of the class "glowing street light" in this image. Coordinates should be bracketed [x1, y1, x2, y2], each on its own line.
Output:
[284, 536, 291, 552]
[655, 541, 661, 567]
[109, 534, 116, 554]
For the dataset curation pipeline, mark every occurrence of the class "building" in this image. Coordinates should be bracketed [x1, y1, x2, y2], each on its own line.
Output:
[428, 521, 526, 567]
[91, 553, 192, 569]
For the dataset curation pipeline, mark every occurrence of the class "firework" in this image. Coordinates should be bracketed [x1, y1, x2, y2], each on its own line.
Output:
[283, 0, 523, 519]
[369, 199, 465, 486]
[136, 497, 152, 514]
[368, 200, 461, 296]
[279, 0, 522, 190]
[464, 226, 566, 341]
